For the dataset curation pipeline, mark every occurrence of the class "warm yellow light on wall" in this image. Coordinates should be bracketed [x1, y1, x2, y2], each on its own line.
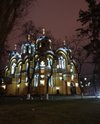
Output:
[17, 84, 20, 88]
[57, 65, 59, 68]
[41, 69, 45, 73]
[75, 83, 78, 87]
[59, 76, 62, 80]
[2, 85, 6, 90]
[56, 87, 60, 90]
[67, 82, 70, 87]
[25, 83, 28, 86]
[40, 61, 45, 67]
[71, 75, 74, 80]
[40, 75, 45, 78]
[40, 80, 45, 85]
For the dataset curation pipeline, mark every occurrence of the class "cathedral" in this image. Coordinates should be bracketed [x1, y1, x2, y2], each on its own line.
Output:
[4, 29, 81, 97]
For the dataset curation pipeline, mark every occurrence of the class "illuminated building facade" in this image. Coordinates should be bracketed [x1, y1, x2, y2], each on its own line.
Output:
[4, 29, 81, 96]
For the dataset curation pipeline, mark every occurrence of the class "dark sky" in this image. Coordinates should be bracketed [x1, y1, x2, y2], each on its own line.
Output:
[8, 0, 87, 48]
[29, 0, 87, 39]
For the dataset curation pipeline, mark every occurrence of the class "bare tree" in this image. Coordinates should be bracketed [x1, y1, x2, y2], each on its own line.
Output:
[0, 0, 36, 69]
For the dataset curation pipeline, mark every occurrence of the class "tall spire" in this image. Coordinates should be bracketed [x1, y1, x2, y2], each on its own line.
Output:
[42, 28, 46, 35]
[27, 34, 31, 41]
[63, 40, 66, 46]
[14, 44, 17, 50]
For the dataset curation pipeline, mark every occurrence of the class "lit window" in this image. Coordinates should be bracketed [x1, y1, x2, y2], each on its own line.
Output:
[47, 58, 52, 67]
[70, 68, 73, 72]
[34, 74, 39, 87]
[25, 83, 28, 86]
[40, 61, 45, 67]
[59, 76, 62, 80]
[57, 65, 59, 68]
[35, 62, 39, 69]
[11, 63, 16, 74]
[49, 76, 53, 87]
[26, 77, 28, 82]
[2, 85, 6, 90]
[40, 80, 45, 85]
[56, 87, 60, 90]
[71, 75, 74, 81]
[23, 46, 26, 53]
[75, 83, 78, 87]
[26, 62, 29, 70]
[40, 75, 45, 78]
[29, 46, 31, 54]
[88, 82, 91, 86]
[67, 82, 70, 87]
[17, 84, 20, 88]
[58, 56, 65, 69]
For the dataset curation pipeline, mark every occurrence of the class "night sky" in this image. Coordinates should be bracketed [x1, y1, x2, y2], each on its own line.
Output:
[7, 0, 87, 48]
[30, 0, 87, 39]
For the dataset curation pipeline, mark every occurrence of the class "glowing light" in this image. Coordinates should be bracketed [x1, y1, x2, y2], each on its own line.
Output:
[67, 82, 70, 87]
[26, 77, 28, 82]
[49, 39, 52, 42]
[25, 83, 28, 86]
[40, 75, 45, 78]
[88, 82, 91, 86]
[2, 85, 6, 90]
[70, 68, 73, 72]
[17, 84, 20, 88]
[2, 79, 4, 84]
[56, 87, 60, 90]
[71, 75, 74, 80]
[63, 40, 66, 46]
[28, 34, 31, 41]
[40, 61, 45, 66]
[59, 77, 62, 80]
[57, 65, 59, 68]
[11, 63, 16, 74]
[84, 77, 87, 80]
[40, 80, 45, 85]
[75, 83, 78, 87]
[42, 28, 45, 35]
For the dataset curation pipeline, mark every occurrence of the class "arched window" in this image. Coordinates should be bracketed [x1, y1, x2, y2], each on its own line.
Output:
[28, 45, 31, 54]
[11, 63, 16, 74]
[49, 76, 53, 87]
[21, 44, 26, 54]
[26, 62, 29, 71]
[58, 56, 65, 69]
[34, 74, 39, 87]
[40, 61, 45, 67]
[47, 58, 52, 68]
[35, 61, 39, 69]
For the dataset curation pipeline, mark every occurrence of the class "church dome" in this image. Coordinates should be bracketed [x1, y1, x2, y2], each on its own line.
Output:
[36, 35, 51, 50]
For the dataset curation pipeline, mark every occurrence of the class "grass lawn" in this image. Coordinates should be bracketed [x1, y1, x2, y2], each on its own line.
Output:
[0, 98, 100, 124]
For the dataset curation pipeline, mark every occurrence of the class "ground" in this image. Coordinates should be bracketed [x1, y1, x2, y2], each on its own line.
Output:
[0, 97, 100, 124]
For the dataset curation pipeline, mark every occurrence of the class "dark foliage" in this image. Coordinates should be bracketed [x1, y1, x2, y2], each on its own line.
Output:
[77, 0, 100, 68]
